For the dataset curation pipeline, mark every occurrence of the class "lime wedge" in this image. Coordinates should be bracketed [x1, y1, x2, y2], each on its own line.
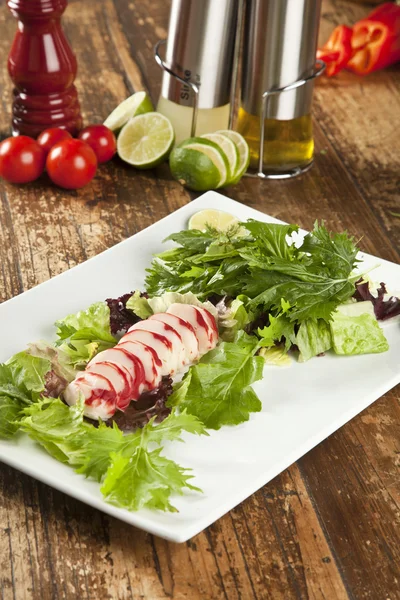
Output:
[201, 133, 239, 184]
[169, 146, 221, 191]
[117, 112, 174, 169]
[188, 209, 239, 232]
[104, 91, 154, 132]
[216, 130, 250, 184]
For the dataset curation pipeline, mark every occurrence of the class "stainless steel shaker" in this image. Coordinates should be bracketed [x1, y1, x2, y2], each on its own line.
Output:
[237, 0, 324, 178]
[155, 0, 239, 144]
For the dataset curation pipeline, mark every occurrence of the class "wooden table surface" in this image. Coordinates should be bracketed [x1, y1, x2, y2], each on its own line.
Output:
[0, 1, 399, 598]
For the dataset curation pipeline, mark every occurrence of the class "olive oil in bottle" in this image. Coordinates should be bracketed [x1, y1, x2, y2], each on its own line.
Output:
[237, 108, 314, 172]
[239, 0, 321, 177]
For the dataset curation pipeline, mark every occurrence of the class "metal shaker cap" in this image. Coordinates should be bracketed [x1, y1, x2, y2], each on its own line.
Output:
[160, 0, 238, 110]
[241, 0, 322, 120]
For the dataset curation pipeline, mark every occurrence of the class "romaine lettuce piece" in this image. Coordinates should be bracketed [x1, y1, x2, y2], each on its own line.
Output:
[126, 290, 153, 319]
[0, 352, 51, 438]
[330, 301, 389, 355]
[147, 291, 218, 321]
[259, 346, 292, 366]
[296, 319, 332, 362]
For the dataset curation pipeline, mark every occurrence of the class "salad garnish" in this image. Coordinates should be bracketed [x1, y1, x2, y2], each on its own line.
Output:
[1, 217, 399, 513]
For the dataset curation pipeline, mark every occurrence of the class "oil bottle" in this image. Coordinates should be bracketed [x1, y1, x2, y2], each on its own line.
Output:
[237, 0, 322, 177]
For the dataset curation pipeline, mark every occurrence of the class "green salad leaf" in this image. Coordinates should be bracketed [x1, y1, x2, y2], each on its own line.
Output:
[296, 319, 332, 362]
[218, 295, 253, 342]
[169, 332, 264, 429]
[25, 341, 78, 382]
[330, 302, 389, 355]
[301, 222, 360, 279]
[55, 301, 117, 367]
[126, 290, 153, 319]
[0, 397, 24, 439]
[101, 447, 199, 512]
[0, 352, 51, 439]
[147, 290, 218, 321]
[19, 398, 206, 512]
[258, 309, 296, 352]
[97, 410, 206, 512]
[75, 421, 125, 481]
[6, 352, 51, 398]
[145, 219, 360, 324]
[21, 398, 86, 464]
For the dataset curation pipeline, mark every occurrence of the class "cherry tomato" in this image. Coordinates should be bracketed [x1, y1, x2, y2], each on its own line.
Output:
[78, 125, 116, 163]
[0, 136, 46, 184]
[37, 128, 72, 156]
[46, 139, 98, 189]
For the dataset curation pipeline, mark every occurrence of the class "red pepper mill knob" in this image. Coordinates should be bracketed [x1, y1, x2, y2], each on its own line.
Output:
[7, 0, 82, 137]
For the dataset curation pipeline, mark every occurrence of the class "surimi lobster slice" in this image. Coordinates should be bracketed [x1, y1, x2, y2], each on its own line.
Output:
[129, 319, 186, 371]
[64, 371, 117, 420]
[167, 304, 217, 354]
[86, 362, 132, 410]
[118, 340, 162, 390]
[89, 347, 145, 398]
[149, 313, 199, 364]
[122, 328, 176, 376]
[196, 306, 218, 341]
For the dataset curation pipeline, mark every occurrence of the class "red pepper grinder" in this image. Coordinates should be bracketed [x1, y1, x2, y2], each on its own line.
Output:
[7, 0, 83, 137]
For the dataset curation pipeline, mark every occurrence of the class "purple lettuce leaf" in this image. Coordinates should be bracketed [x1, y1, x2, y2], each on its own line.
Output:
[110, 376, 173, 433]
[106, 292, 143, 335]
[354, 280, 400, 321]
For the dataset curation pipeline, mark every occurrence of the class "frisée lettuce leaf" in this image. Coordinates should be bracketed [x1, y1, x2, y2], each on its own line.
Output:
[19, 398, 206, 512]
[145, 219, 360, 324]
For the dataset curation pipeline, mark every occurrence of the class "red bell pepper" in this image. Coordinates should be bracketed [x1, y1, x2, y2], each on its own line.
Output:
[347, 3, 400, 75]
[317, 25, 353, 77]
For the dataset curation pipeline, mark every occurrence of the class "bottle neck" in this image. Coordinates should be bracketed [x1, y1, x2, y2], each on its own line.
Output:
[8, 0, 67, 20]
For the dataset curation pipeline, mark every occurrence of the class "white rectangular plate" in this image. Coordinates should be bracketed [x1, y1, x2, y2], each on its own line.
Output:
[1, 192, 399, 543]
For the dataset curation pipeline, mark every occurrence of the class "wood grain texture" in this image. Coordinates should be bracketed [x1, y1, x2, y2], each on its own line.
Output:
[0, 0, 399, 599]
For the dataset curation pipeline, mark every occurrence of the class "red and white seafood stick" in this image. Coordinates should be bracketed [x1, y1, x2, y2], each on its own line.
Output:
[64, 371, 119, 420]
[149, 312, 199, 363]
[117, 340, 162, 391]
[166, 304, 218, 353]
[64, 304, 218, 420]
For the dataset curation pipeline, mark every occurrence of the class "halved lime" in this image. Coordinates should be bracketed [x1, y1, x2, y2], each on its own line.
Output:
[216, 130, 250, 184]
[169, 146, 221, 191]
[201, 133, 239, 184]
[104, 91, 154, 132]
[117, 112, 174, 169]
[188, 209, 239, 232]
[184, 143, 228, 188]
[178, 137, 229, 187]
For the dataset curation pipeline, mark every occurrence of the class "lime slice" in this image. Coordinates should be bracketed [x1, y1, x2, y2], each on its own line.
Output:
[216, 130, 250, 184]
[117, 112, 174, 169]
[104, 91, 154, 132]
[169, 146, 221, 191]
[188, 209, 239, 232]
[201, 133, 239, 184]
